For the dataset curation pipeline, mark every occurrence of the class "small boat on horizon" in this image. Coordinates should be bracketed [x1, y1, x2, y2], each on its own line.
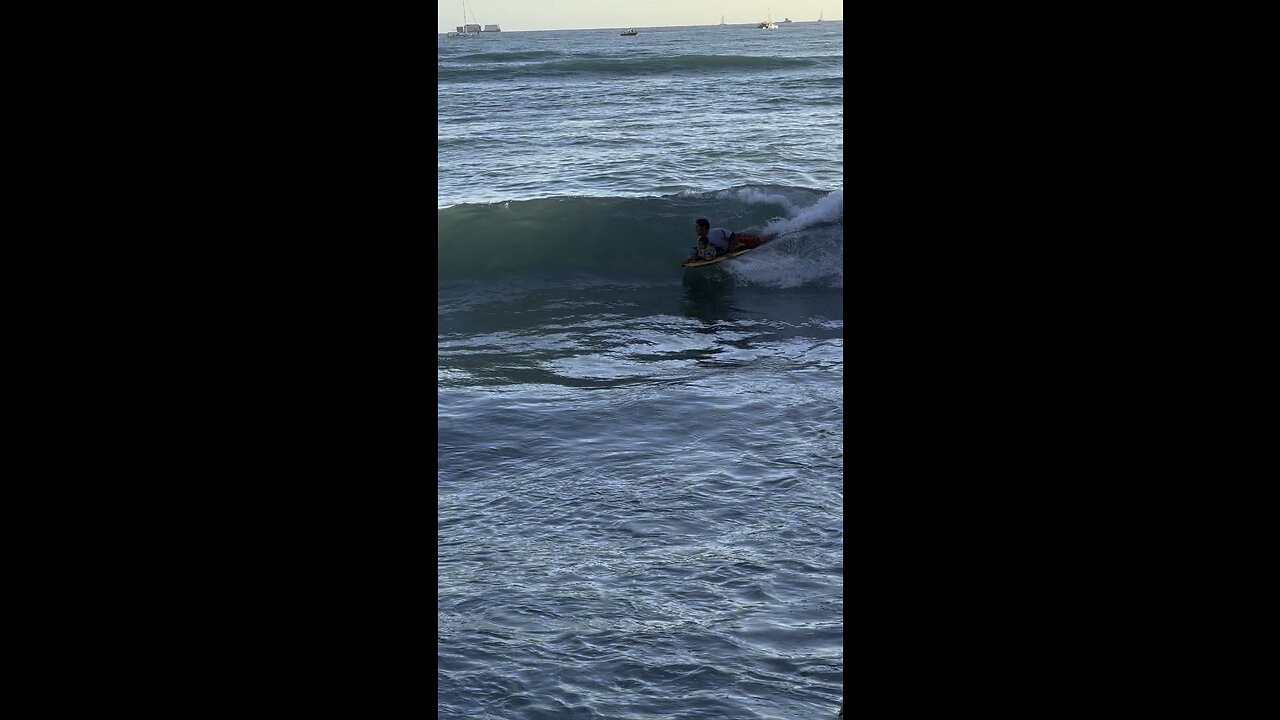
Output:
[620, 28, 638, 36]
[446, 1, 478, 37]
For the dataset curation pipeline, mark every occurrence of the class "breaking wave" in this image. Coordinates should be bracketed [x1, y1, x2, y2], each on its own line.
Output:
[437, 187, 843, 288]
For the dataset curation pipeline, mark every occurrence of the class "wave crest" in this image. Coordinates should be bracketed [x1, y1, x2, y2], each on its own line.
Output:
[438, 187, 842, 288]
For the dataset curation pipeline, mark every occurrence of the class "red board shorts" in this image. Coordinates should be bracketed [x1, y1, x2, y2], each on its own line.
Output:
[732, 232, 765, 249]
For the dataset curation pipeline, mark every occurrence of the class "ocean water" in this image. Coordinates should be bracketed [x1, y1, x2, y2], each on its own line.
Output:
[439, 21, 844, 720]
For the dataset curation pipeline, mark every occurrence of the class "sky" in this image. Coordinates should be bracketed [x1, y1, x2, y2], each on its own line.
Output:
[438, 0, 842, 33]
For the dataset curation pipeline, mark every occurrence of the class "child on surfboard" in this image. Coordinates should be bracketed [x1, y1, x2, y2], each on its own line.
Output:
[689, 218, 767, 261]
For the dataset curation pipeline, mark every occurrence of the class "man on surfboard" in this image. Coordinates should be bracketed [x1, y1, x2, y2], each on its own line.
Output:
[690, 218, 766, 261]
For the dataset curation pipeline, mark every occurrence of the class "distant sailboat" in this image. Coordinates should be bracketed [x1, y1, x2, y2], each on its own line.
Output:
[818, 10, 824, 22]
[447, 1, 478, 37]
[719, 15, 726, 26]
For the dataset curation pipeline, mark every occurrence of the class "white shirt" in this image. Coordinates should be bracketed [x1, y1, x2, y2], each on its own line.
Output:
[705, 227, 733, 251]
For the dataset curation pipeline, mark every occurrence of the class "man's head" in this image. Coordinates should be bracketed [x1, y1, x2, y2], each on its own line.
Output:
[695, 218, 710, 238]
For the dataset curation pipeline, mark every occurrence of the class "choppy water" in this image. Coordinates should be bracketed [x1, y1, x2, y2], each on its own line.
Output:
[440, 21, 843, 720]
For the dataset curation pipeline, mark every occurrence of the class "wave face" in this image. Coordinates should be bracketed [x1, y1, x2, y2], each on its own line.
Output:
[438, 187, 843, 288]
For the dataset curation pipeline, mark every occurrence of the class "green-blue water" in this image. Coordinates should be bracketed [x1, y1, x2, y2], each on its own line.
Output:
[440, 21, 843, 720]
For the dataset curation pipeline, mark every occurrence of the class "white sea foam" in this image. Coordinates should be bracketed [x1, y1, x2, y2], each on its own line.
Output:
[726, 190, 843, 289]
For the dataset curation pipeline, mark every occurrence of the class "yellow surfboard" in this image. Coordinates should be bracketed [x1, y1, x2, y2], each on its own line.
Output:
[681, 235, 776, 268]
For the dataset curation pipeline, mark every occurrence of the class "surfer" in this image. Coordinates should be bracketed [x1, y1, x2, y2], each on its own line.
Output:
[690, 218, 766, 260]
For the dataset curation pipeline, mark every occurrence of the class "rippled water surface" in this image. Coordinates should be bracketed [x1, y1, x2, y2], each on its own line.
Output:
[440, 20, 843, 720]
[438, 21, 843, 208]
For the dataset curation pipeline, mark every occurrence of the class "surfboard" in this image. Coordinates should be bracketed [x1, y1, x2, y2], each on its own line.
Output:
[681, 234, 775, 268]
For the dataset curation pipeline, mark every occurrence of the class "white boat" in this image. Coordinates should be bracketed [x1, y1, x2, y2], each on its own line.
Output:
[620, 28, 638, 36]
[719, 15, 726, 26]
[758, 8, 778, 29]
[818, 10, 824, 21]
[782, 17, 792, 23]
[446, 2, 477, 36]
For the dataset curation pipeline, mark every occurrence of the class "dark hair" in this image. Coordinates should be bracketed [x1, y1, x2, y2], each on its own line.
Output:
[695, 218, 710, 230]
